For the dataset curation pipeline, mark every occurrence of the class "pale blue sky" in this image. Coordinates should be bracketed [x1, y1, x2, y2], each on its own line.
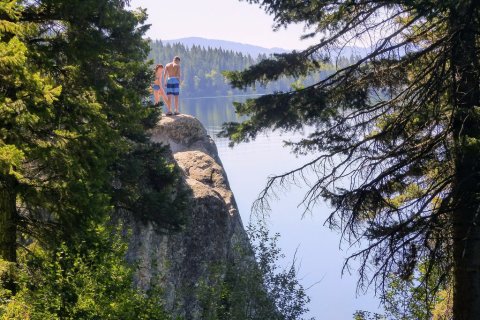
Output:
[129, 0, 317, 50]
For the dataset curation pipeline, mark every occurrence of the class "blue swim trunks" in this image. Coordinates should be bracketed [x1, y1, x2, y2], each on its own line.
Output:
[152, 84, 160, 91]
[166, 77, 180, 96]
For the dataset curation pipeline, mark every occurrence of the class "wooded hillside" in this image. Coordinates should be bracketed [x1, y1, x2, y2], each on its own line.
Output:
[149, 40, 359, 98]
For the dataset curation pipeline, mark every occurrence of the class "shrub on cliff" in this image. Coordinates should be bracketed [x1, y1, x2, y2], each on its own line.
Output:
[198, 222, 313, 320]
[0, 219, 172, 320]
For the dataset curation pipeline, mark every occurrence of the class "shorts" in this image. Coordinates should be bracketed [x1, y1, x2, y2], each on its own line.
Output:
[166, 77, 180, 96]
[152, 84, 160, 91]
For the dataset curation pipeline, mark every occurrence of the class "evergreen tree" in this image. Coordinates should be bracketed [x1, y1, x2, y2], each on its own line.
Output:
[222, 1, 480, 319]
[1, 0, 185, 300]
[0, 0, 64, 267]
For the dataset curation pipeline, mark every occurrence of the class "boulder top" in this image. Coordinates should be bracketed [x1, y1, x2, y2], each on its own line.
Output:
[150, 114, 207, 148]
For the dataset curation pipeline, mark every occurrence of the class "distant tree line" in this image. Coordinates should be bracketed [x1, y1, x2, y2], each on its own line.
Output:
[148, 41, 361, 98]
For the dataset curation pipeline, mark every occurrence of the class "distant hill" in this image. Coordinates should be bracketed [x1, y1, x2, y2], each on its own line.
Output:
[160, 37, 370, 59]
[161, 37, 287, 58]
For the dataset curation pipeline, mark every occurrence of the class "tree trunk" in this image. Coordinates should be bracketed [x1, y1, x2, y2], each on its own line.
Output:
[450, 2, 480, 319]
[0, 175, 17, 294]
[0, 176, 17, 263]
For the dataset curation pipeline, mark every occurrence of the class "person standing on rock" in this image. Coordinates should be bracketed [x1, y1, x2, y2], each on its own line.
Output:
[153, 64, 169, 109]
[164, 56, 181, 116]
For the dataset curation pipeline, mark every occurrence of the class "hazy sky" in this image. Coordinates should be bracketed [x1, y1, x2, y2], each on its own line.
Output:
[129, 0, 317, 50]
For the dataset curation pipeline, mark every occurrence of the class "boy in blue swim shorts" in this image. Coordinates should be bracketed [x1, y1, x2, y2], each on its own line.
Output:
[164, 56, 181, 115]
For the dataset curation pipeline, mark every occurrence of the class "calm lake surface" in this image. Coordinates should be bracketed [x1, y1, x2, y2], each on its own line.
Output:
[178, 97, 382, 319]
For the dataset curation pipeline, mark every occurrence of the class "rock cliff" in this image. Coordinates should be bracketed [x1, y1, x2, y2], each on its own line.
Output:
[124, 114, 252, 319]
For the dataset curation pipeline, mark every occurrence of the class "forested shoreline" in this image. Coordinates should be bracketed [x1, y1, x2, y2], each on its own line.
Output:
[148, 40, 361, 98]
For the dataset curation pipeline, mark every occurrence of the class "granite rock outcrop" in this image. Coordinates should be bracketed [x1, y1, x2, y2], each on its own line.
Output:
[124, 114, 252, 319]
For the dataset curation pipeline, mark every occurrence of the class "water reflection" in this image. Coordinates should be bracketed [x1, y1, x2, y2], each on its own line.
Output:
[179, 96, 246, 135]
[179, 96, 305, 147]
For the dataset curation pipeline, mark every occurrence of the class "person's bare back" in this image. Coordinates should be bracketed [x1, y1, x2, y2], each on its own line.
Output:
[165, 62, 180, 78]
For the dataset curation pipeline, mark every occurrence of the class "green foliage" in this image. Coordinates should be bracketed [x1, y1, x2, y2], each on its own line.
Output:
[352, 311, 386, 320]
[196, 264, 232, 320]
[245, 222, 313, 320]
[381, 261, 450, 320]
[0, 219, 172, 320]
[196, 222, 313, 320]
[0, 0, 185, 253]
[1, 0, 187, 318]
[354, 262, 453, 319]
[112, 142, 189, 230]
[222, 0, 480, 319]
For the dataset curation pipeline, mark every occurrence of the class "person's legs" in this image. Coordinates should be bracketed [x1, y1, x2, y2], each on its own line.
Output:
[173, 78, 180, 114]
[165, 80, 172, 114]
[166, 95, 173, 114]
[153, 89, 159, 105]
[166, 77, 179, 115]
[174, 95, 179, 113]
[160, 90, 170, 111]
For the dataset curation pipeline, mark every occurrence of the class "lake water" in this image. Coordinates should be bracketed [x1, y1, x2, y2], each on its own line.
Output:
[178, 97, 382, 319]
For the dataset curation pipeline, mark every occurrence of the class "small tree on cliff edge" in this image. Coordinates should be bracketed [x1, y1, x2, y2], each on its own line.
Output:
[221, 1, 480, 319]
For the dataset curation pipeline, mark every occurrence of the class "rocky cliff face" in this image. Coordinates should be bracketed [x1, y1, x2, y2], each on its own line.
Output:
[124, 114, 252, 319]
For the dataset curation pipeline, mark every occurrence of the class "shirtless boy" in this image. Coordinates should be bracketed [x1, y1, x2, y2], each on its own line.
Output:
[164, 56, 181, 115]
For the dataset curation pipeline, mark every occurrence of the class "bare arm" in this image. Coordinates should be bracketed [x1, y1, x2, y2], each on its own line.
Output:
[163, 66, 168, 86]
